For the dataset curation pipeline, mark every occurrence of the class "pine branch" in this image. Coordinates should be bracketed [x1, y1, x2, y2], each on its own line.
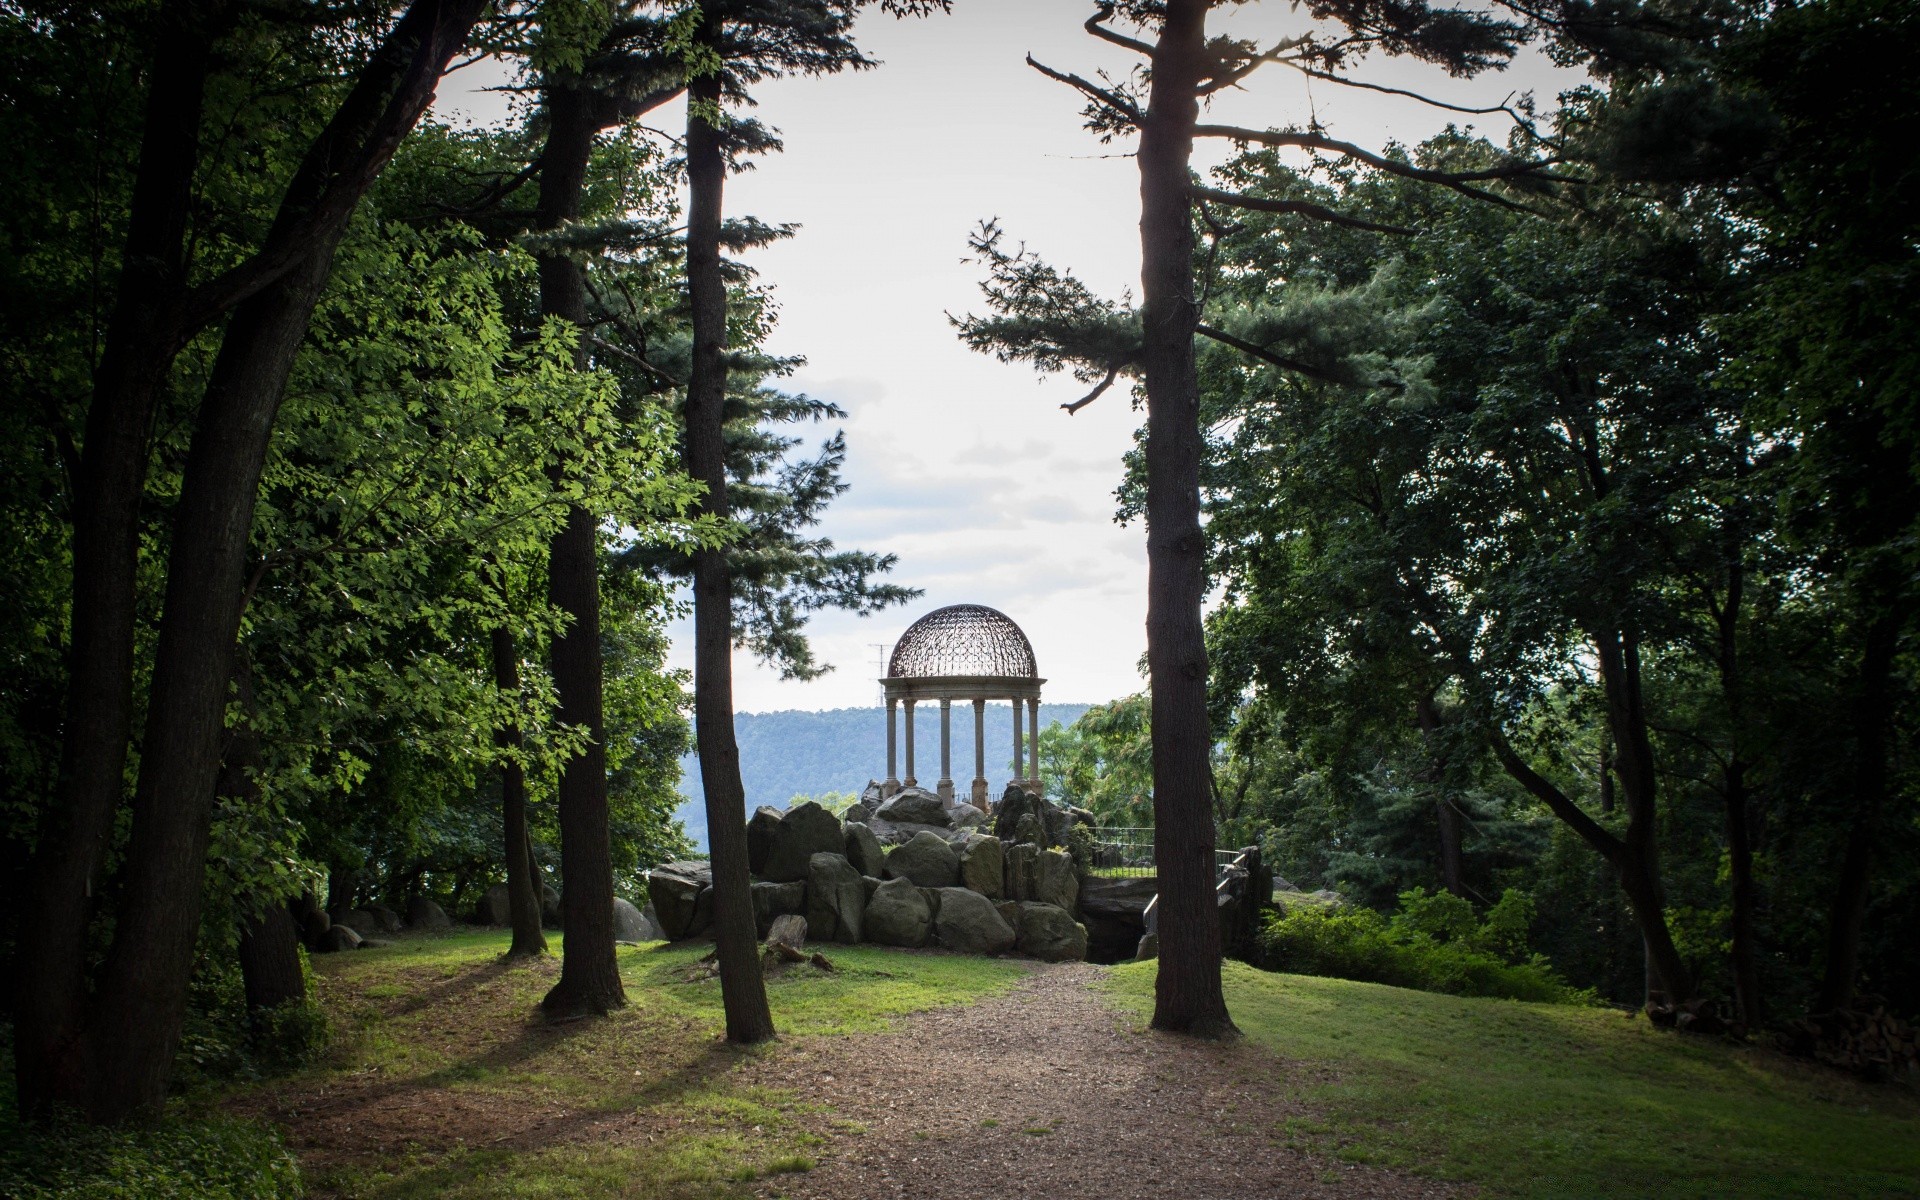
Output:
[1189, 185, 1418, 234]
[1193, 124, 1561, 213]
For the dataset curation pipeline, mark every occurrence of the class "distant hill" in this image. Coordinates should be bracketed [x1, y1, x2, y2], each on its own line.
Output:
[674, 702, 1094, 849]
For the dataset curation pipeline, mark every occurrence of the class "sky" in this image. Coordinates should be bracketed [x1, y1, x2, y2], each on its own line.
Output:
[438, 1, 1584, 714]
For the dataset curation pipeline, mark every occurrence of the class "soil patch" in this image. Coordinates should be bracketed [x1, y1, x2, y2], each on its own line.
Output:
[737, 961, 1458, 1200]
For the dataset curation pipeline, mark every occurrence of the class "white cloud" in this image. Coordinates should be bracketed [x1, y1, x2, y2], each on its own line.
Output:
[441, 0, 1585, 715]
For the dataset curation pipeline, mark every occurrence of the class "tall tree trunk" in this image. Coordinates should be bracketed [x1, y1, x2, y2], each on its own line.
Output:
[237, 903, 306, 1015]
[533, 80, 626, 1018]
[685, 49, 776, 1045]
[1723, 760, 1762, 1031]
[15, 0, 223, 1118]
[1817, 612, 1897, 1012]
[1712, 555, 1761, 1031]
[491, 626, 548, 957]
[87, 240, 340, 1121]
[223, 663, 308, 1017]
[26, 0, 490, 1121]
[1415, 695, 1465, 897]
[1592, 627, 1694, 1008]
[1138, 0, 1232, 1039]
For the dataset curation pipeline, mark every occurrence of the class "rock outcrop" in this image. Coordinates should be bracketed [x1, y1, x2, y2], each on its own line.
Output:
[959, 834, 1004, 899]
[405, 897, 451, 931]
[746, 806, 783, 877]
[613, 897, 664, 942]
[875, 786, 949, 827]
[760, 801, 846, 883]
[934, 887, 1016, 955]
[751, 879, 807, 937]
[885, 829, 962, 888]
[1013, 901, 1088, 962]
[647, 860, 714, 940]
[844, 820, 887, 877]
[864, 877, 932, 947]
[806, 852, 866, 943]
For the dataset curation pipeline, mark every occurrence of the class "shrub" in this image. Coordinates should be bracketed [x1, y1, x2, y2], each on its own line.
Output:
[0, 1109, 303, 1200]
[1257, 888, 1590, 1004]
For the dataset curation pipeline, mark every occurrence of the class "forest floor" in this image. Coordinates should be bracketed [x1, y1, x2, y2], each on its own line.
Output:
[226, 930, 1919, 1200]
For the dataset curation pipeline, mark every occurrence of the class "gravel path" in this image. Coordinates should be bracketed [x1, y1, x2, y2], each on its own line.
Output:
[740, 962, 1460, 1200]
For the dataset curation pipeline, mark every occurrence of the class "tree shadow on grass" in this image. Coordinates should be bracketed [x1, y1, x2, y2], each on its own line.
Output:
[246, 954, 773, 1186]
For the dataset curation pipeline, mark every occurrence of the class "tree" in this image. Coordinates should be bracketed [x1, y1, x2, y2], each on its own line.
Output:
[961, 0, 1541, 1037]
[15, 0, 491, 1121]
[676, 0, 941, 1046]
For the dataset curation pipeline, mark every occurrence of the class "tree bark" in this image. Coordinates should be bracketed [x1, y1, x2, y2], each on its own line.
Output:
[491, 626, 548, 957]
[685, 47, 776, 1045]
[1591, 627, 1694, 1008]
[24, 0, 489, 1122]
[1817, 612, 1897, 1012]
[1415, 695, 1465, 898]
[15, 0, 224, 1118]
[1138, 0, 1233, 1039]
[534, 82, 625, 1019]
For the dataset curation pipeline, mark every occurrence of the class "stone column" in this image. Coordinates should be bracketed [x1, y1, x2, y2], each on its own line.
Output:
[903, 698, 917, 788]
[971, 698, 988, 806]
[1028, 696, 1041, 788]
[937, 697, 954, 804]
[1010, 697, 1022, 794]
[884, 696, 899, 795]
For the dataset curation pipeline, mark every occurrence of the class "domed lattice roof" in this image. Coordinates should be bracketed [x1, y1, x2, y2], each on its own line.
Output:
[888, 604, 1037, 679]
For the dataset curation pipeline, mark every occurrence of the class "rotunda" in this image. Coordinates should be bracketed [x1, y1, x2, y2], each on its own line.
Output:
[880, 604, 1043, 806]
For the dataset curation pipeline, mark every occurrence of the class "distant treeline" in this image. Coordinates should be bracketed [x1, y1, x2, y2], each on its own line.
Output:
[675, 703, 1093, 847]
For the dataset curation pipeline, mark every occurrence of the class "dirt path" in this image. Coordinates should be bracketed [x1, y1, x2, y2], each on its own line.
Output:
[739, 962, 1458, 1200]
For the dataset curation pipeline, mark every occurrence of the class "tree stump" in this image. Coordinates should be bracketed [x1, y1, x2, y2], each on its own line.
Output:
[764, 913, 808, 969]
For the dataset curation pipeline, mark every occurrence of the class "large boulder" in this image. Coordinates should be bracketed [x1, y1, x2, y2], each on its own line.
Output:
[885, 830, 961, 888]
[1080, 875, 1157, 963]
[959, 835, 1004, 899]
[539, 884, 561, 928]
[844, 821, 887, 877]
[647, 861, 714, 940]
[1015, 901, 1088, 962]
[339, 908, 385, 938]
[746, 806, 784, 877]
[948, 803, 988, 829]
[934, 887, 1016, 955]
[859, 779, 886, 807]
[365, 903, 403, 933]
[1034, 849, 1079, 912]
[875, 787, 949, 827]
[406, 897, 451, 931]
[613, 897, 664, 942]
[805, 853, 865, 943]
[993, 784, 1058, 845]
[864, 877, 932, 947]
[475, 884, 511, 926]
[751, 879, 808, 937]
[761, 801, 845, 883]
[865, 817, 970, 848]
[315, 924, 362, 953]
[1003, 844, 1078, 913]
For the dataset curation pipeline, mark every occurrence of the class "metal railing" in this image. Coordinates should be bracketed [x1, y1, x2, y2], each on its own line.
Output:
[1085, 827, 1241, 880]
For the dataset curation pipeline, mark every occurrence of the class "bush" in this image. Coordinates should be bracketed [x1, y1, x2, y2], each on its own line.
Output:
[0, 1109, 303, 1200]
[1257, 888, 1591, 1004]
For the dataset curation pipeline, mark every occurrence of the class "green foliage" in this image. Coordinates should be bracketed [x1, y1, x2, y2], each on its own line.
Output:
[0, 1107, 302, 1200]
[789, 789, 858, 815]
[1257, 888, 1587, 1004]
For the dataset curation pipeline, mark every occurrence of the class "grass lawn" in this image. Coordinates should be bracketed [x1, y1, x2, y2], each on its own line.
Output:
[1106, 959, 1920, 1199]
[237, 929, 1028, 1199]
